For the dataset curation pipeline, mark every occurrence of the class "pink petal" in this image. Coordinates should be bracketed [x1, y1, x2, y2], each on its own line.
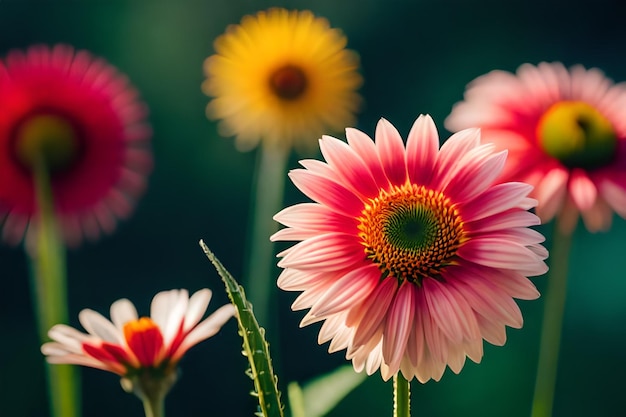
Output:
[288, 169, 364, 217]
[568, 169, 597, 211]
[277, 268, 334, 292]
[461, 182, 534, 222]
[420, 297, 448, 364]
[476, 314, 507, 346]
[447, 268, 524, 329]
[345, 127, 389, 189]
[292, 279, 336, 312]
[458, 237, 548, 276]
[319, 135, 380, 199]
[271, 203, 356, 236]
[406, 115, 439, 186]
[534, 167, 569, 222]
[580, 197, 613, 232]
[277, 233, 364, 271]
[599, 179, 626, 218]
[433, 128, 481, 188]
[406, 299, 425, 367]
[423, 279, 480, 343]
[480, 268, 540, 300]
[443, 149, 508, 203]
[351, 278, 398, 348]
[375, 118, 407, 186]
[466, 210, 540, 233]
[309, 264, 380, 316]
[382, 281, 415, 372]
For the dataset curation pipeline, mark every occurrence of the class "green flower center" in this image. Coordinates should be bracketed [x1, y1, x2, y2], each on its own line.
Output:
[358, 183, 465, 285]
[269, 64, 308, 100]
[12, 113, 82, 173]
[537, 101, 617, 169]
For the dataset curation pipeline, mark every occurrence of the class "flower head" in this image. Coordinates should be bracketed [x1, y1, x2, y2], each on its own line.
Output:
[41, 289, 235, 380]
[272, 115, 548, 382]
[0, 44, 152, 246]
[202, 8, 362, 152]
[445, 62, 626, 233]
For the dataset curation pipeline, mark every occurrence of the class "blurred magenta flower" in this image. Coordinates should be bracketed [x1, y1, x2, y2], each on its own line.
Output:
[203, 8, 362, 152]
[0, 44, 152, 246]
[42, 289, 235, 376]
[446, 62, 626, 233]
[272, 115, 548, 382]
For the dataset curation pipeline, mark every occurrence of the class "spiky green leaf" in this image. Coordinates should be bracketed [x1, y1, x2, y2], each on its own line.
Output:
[200, 240, 284, 417]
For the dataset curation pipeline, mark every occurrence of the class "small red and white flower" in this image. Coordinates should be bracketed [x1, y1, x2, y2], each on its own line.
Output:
[272, 115, 548, 382]
[41, 289, 235, 377]
[0, 44, 152, 246]
[445, 62, 626, 233]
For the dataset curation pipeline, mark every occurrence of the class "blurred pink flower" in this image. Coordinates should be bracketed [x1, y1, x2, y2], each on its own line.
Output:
[0, 44, 152, 246]
[41, 289, 235, 377]
[446, 62, 626, 233]
[272, 115, 548, 382]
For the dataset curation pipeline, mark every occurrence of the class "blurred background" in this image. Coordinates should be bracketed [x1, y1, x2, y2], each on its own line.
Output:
[1, 0, 625, 416]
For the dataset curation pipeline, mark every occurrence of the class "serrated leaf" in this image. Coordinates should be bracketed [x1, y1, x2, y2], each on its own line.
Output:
[200, 241, 284, 417]
[288, 365, 367, 417]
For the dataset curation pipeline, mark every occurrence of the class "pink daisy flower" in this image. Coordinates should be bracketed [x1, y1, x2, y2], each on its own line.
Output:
[41, 289, 235, 378]
[0, 44, 152, 246]
[445, 62, 626, 233]
[271, 115, 548, 382]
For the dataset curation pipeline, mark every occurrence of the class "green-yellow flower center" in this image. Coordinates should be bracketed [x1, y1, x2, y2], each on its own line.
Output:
[536, 100, 617, 169]
[358, 183, 465, 285]
[13, 113, 82, 173]
[269, 64, 308, 100]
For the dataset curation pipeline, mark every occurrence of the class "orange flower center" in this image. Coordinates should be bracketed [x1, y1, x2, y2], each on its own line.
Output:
[269, 64, 308, 100]
[537, 100, 617, 169]
[123, 317, 165, 368]
[358, 183, 465, 285]
[12, 113, 82, 173]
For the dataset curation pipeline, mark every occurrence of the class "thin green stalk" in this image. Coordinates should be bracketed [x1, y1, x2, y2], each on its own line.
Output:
[244, 143, 289, 328]
[530, 222, 572, 417]
[122, 372, 174, 417]
[140, 390, 165, 417]
[28, 155, 80, 417]
[393, 373, 411, 417]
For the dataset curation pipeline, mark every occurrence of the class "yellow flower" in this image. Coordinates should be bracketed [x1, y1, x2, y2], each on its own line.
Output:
[203, 8, 363, 152]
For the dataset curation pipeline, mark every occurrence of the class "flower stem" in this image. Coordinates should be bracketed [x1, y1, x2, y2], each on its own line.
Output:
[28, 155, 80, 417]
[123, 372, 175, 417]
[141, 394, 165, 417]
[531, 222, 572, 417]
[393, 373, 411, 417]
[244, 143, 288, 328]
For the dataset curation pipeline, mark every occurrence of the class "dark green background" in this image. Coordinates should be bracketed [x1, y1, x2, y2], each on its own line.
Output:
[1, 1, 625, 416]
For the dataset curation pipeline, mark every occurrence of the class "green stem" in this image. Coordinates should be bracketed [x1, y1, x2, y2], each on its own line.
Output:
[27, 155, 80, 417]
[393, 373, 411, 417]
[244, 143, 289, 328]
[122, 372, 175, 417]
[141, 394, 165, 417]
[530, 222, 572, 417]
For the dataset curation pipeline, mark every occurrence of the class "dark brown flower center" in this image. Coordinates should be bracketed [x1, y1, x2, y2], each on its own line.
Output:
[269, 65, 308, 100]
